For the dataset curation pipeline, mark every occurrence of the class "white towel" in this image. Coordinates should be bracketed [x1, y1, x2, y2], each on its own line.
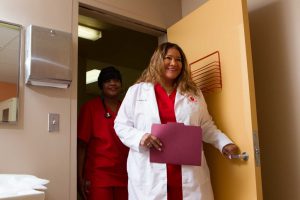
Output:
[0, 174, 49, 198]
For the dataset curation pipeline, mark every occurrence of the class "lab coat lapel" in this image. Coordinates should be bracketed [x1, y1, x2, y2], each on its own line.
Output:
[174, 90, 186, 123]
[142, 83, 161, 123]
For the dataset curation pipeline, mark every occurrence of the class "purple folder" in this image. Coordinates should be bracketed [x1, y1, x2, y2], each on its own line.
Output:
[150, 122, 202, 166]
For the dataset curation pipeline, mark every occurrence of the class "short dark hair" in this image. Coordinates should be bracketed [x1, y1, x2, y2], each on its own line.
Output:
[97, 66, 122, 89]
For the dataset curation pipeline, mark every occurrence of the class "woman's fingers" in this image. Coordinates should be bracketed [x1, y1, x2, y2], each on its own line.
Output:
[150, 138, 162, 151]
[222, 143, 239, 158]
[140, 133, 152, 147]
[140, 133, 162, 151]
[148, 135, 162, 151]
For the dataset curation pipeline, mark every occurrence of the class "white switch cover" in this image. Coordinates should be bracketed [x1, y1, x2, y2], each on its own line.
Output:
[48, 113, 59, 132]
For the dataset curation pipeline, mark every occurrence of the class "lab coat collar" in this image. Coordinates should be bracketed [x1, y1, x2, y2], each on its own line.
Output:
[140, 83, 187, 124]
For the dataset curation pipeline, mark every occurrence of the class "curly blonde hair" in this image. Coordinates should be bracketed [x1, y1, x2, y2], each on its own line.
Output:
[137, 42, 199, 96]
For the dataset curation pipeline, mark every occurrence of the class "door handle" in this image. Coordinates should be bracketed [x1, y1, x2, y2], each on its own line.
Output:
[229, 152, 249, 161]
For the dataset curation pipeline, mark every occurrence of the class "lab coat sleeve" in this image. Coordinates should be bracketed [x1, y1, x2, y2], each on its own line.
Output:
[199, 91, 233, 152]
[114, 85, 146, 152]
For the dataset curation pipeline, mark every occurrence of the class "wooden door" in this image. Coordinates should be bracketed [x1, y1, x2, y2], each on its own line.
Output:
[167, 0, 262, 199]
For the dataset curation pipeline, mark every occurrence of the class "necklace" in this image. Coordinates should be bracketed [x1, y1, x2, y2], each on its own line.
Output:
[102, 98, 111, 118]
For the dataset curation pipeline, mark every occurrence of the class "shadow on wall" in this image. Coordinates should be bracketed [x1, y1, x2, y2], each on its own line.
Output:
[249, 1, 300, 200]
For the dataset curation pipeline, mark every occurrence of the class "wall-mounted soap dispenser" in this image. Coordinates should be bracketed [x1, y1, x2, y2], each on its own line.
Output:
[25, 25, 72, 88]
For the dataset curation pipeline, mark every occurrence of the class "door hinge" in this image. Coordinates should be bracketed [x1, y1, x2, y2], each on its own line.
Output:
[253, 131, 261, 167]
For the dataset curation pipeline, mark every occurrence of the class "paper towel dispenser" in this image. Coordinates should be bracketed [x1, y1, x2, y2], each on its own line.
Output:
[25, 25, 72, 88]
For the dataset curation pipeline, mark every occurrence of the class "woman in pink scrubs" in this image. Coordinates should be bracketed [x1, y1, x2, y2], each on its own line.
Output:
[114, 42, 239, 200]
[77, 66, 129, 200]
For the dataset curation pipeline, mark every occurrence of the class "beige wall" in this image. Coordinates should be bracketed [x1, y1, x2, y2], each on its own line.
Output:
[0, 1, 73, 200]
[80, 0, 182, 28]
[181, 0, 207, 17]
[249, 0, 300, 199]
[0, 0, 181, 199]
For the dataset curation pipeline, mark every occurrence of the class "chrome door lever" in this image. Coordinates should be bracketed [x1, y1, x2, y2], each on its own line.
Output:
[229, 152, 249, 161]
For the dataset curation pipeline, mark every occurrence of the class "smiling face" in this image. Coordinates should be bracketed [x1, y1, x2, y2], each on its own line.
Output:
[102, 79, 122, 98]
[162, 47, 183, 86]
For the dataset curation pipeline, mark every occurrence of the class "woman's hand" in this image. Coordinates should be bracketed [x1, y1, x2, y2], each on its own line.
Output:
[140, 133, 162, 151]
[222, 143, 239, 159]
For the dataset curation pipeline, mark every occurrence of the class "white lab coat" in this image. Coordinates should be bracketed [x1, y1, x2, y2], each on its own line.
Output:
[114, 83, 233, 200]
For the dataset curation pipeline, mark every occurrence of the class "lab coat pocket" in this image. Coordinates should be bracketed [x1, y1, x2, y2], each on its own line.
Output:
[182, 152, 210, 184]
[128, 152, 167, 186]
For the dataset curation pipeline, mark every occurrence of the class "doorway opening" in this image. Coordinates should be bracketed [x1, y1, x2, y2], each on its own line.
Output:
[77, 5, 165, 109]
[77, 4, 166, 199]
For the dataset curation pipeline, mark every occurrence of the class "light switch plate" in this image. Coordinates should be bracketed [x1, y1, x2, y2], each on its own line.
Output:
[48, 113, 59, 132]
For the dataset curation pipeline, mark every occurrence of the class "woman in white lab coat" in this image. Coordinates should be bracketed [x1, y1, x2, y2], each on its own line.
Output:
[114, 42, 238, 200]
